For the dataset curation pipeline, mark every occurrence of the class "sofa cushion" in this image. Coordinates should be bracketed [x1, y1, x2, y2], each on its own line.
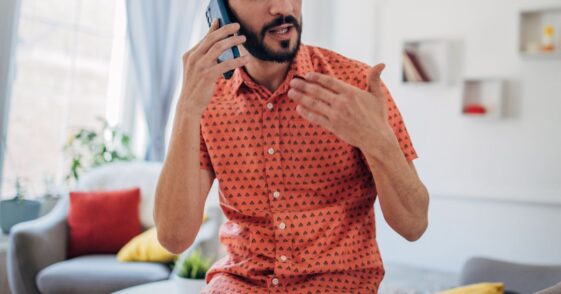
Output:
[117, 226, 178, 263]
[36, 255, 171, 294]
[67, 187, 142, 258]
[75, 161, 163, 228]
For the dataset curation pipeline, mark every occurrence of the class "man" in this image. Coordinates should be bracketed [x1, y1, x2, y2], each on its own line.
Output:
[154, 0, 429, 293]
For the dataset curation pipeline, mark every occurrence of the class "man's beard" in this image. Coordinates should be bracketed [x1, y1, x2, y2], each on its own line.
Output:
[230, 13, 303, 63]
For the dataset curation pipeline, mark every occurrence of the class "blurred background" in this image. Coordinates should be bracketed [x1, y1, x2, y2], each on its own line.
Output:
[0, 0, 560, 293]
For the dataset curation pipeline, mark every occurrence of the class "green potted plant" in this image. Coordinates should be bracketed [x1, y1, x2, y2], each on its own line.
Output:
[63, 116, 136, 184]
[0, 177, 42, 234]
[37, 174, 62, 217]
[171, 247, 214, 292]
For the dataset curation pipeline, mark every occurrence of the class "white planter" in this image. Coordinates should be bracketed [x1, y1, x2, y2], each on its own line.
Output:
[172, 274, 207, 293]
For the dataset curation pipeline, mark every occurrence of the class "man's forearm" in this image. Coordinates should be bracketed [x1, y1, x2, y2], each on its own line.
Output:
[362, 127, 429, 241]
[154, 105, 206, 253]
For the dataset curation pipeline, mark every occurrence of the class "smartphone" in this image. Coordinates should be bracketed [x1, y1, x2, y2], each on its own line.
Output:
[205, 0, 241, 80]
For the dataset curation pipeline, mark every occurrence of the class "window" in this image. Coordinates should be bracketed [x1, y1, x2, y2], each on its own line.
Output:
[1, 0, 128, 198]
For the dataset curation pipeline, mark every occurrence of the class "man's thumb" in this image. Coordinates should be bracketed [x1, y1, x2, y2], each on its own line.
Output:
[368, 63, 386, 94]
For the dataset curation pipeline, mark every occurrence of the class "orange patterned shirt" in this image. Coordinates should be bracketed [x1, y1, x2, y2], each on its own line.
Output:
[199, 44, 418, 293]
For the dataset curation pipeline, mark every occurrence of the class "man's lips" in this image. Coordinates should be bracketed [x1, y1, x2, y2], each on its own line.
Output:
[267, 24, 294, 40]
[268, 24, 293, 34]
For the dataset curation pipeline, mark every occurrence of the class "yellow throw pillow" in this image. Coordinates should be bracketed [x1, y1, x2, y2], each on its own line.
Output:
[117, 213, 209, 263]
[117, 226, 177, 263]
[438, 282, 504, 294]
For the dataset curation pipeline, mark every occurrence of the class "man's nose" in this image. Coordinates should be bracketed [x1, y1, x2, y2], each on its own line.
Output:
[269, 0, 294, 16]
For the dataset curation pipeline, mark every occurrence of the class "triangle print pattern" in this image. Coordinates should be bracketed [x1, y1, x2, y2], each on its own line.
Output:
[198, 45, 418, 293]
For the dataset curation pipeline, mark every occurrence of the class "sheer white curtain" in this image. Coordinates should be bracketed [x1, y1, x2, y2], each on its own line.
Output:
[0, 0, 21, 194]
[126, 0, 201, 161]
[165, 0, 210, 151]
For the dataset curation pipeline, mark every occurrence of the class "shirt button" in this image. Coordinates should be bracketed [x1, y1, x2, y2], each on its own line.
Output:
[278, 222, 286, 230]
[280, 255, 287, 262]
[267, 102, 274, 110]
[273, 191, 280, 198]
[268, 148, 275, 155]
[272, 277, 279, 286]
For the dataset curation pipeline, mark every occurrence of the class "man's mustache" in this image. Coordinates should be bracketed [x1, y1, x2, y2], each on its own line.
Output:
[261, 15, 301, 37]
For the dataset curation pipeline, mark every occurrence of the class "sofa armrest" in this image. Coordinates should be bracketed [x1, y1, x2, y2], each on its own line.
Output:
[7, 197, 68, 294]
[536, 282, 561, 294]
[460, 257, 561, 294]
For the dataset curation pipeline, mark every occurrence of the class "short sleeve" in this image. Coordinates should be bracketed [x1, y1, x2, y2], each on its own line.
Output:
[199, 124, 215, 172]
[381, 80, 418, 162]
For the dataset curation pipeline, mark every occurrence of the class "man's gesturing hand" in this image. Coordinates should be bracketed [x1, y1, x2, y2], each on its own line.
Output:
[287, 63, 394, 151]
[178, 19, 250, 117]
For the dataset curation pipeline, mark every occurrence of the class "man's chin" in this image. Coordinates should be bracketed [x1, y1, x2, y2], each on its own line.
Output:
[263, 42, 299, 56]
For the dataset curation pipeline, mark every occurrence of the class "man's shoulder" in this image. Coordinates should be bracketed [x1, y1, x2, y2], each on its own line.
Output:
[304, 45, 371, 90]
[305, 45, 370, 69]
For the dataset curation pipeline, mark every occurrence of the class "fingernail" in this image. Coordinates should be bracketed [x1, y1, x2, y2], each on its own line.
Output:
[287, 89, 296, 98]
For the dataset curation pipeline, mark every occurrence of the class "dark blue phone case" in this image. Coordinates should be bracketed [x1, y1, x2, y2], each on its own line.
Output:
[206, 0, 241, 80]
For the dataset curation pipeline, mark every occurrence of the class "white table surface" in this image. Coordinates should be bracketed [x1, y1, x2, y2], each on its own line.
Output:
[113, 279, 207, 294]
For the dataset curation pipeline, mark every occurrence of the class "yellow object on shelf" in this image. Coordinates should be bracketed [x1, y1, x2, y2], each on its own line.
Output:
[437, 282, 504, 294]
[544, 25, 555, 37]
[542, 24, 556, 52]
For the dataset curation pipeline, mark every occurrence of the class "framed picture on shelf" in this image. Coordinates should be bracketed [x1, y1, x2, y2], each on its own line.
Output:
[401, 39, 451, 86]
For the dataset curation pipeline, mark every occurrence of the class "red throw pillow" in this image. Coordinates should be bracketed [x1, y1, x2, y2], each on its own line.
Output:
[67, 187, 142, 258]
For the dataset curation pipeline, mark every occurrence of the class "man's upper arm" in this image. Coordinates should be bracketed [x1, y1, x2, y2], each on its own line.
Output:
[409, 160, 419, 177]
[200, 169, 215, 203]
[380, 80, 418, 162]
[199, 122, 216, 202]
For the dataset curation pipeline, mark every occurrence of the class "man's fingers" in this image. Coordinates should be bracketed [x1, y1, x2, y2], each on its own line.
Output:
[212, 55, 250, 77]
[289, 78, 337, 106]
[210, 18, 220, 31]
[191, 19, 219, 52]
[287, 88, 335, 119]
[196, 22, 241, 56]
[295, 104, 332, 131]
[368, 63, 386, 95]
[203, 35, 246, 64]
[303, 72, 353, 95]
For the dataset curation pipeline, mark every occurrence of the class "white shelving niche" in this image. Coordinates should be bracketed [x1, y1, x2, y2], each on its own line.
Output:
[461, 79, 505, 120]
[519, 7, 561, 58]
[401, 39, 452, 86]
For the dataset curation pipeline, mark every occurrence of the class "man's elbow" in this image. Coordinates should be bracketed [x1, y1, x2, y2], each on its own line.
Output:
[401, 218, 428, 242]
[156, 227, 194, 255]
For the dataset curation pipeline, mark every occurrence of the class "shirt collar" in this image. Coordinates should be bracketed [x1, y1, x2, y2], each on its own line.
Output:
[231, 44, 314, 94]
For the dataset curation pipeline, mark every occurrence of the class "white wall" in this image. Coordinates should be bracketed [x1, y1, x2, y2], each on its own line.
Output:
[305, 0, 561, 273]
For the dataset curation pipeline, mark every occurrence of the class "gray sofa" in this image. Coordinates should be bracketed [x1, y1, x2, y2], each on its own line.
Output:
[6, 161, 222, 294]
[536, 282, 561, 294]
[460, 257, 561, 294]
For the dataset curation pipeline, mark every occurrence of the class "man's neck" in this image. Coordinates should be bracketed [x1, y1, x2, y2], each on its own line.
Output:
[243, 57, 292, 93]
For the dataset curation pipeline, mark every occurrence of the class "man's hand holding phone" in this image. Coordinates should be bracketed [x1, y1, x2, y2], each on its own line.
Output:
[177, 19, 249, 118]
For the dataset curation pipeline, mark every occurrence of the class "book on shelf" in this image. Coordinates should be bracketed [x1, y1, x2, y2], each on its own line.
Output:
[402, 49, 431, 82]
